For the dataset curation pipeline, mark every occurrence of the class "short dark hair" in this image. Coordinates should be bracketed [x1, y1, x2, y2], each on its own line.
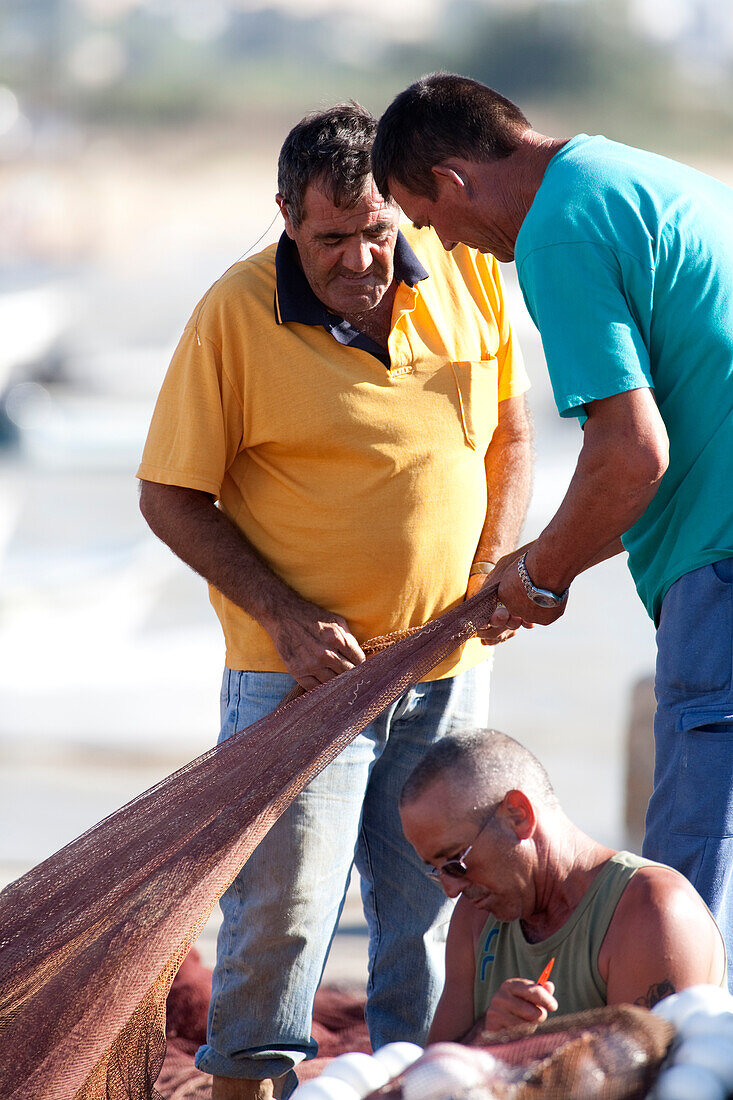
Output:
[278, 102, 380, 228]
[400, 728, 557, 813]
[372, 73, 530, 200]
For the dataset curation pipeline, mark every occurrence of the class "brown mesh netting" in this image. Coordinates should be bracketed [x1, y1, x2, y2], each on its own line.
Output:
[157, 957, 675, 1100]
[157, 951, 370, 1098]
[370, 1005, 674, 1099]
[0, 584, 498, 1100]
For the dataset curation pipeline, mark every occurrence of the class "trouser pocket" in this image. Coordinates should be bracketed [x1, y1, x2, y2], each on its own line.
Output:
[673, 709, 733, 837]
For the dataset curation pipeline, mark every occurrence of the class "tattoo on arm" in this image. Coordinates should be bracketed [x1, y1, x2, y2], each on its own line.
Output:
[634, 979, 676, 1009]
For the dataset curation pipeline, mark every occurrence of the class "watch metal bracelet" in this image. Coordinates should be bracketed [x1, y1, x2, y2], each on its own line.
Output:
[517, 552, 569, 608]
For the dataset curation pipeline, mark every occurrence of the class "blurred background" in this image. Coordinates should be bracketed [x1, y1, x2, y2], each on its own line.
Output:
[1, 0, 732, 970]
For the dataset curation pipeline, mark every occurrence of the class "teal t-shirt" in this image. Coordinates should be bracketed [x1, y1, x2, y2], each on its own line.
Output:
[515, 135, 733, 622]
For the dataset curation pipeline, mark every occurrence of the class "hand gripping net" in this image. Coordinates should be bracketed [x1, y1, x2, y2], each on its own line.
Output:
[0, 584, 498, 1100]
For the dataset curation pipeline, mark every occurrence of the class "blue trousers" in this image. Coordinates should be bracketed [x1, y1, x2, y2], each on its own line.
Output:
[195, 664, 490, 1092]
[643, 558, 733, 989]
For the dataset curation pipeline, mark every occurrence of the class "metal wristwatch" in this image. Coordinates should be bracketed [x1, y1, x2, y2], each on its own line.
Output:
[516, 552, 569, 608]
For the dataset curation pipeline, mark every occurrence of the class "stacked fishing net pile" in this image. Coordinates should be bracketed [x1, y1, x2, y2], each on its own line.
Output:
[157, 950, 371, 1098]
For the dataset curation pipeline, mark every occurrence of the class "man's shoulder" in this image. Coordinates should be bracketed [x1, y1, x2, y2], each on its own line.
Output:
[184, 243, 278, 340]
[211, 243, 278, 300]
[600, 856, 726, 994]
[456, 896, 496, 934]
[518, 136, 650, 258]
[620, 859, 699, 905]
[610, 857, 714, 940]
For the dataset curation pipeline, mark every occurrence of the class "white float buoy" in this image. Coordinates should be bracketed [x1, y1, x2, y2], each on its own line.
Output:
[653, 985, 733, 1030]
[655, 1062, 727, 1100]
[371, 1041, 423, 1078]
[320, 1052, 391, 1096]
[674, 1034, 733, 1091]
[400, 1044, 498, 1100]
[292, 1075, 362, 1100]
[683, 1010, 733, 1041]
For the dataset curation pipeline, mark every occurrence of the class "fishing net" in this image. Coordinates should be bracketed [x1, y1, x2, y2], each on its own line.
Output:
[157, 958, 676, 1100]
[372, 1005, 674, 1099]
[470, 1004, 673, 1098]
[157, 951, 370, 1098]
[0, 583, 498, 1100]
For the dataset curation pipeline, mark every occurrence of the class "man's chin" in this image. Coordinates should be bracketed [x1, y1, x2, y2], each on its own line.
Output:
[329, 283, 387, 316]
[469, 894, 516, 921]
[466, 892, 493, 912]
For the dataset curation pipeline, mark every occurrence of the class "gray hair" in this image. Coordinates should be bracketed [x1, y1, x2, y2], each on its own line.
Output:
[400, 729, 558, 817]
[372, 72, 530, 200]
[278, 102, 382, 228]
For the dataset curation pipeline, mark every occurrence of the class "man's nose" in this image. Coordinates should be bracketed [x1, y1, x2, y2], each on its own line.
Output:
[341, 237, 372, 271]
[441, 875, 466, 899]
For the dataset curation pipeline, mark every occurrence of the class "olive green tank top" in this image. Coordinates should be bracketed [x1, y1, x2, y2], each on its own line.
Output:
[473, 851, 652, 1019]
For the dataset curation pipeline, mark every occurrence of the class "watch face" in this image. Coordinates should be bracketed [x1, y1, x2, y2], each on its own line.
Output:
[531, 591, 560, 608]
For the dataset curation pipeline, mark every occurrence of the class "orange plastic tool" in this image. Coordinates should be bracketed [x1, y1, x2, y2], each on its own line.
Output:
[537, 957, 555, 986]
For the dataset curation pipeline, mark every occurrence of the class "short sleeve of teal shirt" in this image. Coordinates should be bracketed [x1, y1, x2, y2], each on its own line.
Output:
[517, 240, 654, 420]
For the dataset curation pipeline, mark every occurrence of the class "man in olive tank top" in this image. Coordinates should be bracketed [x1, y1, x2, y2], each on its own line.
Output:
[399, 730, 726, 1038]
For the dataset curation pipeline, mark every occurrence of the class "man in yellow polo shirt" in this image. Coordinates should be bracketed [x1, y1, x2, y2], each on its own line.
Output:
[137, 103, 532, 1100]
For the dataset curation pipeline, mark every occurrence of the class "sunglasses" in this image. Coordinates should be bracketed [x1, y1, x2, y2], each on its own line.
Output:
[425, 808, 497, 884]
[426, 841, 475, 883]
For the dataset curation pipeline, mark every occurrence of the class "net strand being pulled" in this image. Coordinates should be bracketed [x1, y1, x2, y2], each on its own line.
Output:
[0, 583, 498, 1100]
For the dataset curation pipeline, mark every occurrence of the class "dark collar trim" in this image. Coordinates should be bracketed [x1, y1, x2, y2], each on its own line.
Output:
[274, 232, 328, 327]
[394, 229, 429, 288]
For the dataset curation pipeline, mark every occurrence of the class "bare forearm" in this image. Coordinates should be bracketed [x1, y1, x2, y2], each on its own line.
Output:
[528, 448, 658, 592]
[581, 536, 626, 572]
[139, 481, 365, 688]
[474, 396, 534, 565]
[428, 905, 481, 1044]
[139, 480, 299, 630]
[492, 390, 667, 627]
[526, 390, 668, 593]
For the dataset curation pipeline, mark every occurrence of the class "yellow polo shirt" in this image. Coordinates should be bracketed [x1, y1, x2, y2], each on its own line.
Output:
[137, 226, 528, 678]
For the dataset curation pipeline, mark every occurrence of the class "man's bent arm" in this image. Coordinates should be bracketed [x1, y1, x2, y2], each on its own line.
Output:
[474, 394, 534, 568]
[138, 481, 365, 690]
[467, 394, 534, 643]
[495, 388, 669, 625]
[434, 896, 557, 1041]
[427, 898, 482, 1044]
[582, 536, 626, 570]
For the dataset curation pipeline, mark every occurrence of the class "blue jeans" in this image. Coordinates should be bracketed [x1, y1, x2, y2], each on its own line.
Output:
[195, 664, 490, 1091]
[643, 558, 733, 989]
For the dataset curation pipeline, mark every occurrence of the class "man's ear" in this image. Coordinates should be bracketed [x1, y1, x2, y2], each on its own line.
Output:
[432, 163, 469, 193]
[276, 193, 296, 239]
[502, 789, 536, 841]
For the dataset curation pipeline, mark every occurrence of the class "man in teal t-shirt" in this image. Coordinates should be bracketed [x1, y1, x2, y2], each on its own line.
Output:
[373, 73, 733, 987]
[514, 134, 733, 621]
